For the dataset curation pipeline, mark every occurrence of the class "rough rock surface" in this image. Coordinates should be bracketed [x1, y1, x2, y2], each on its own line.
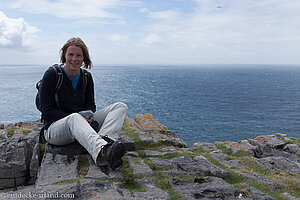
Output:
[126, 114, 188, 148]
[0, 114, 299, 199]
[210, 150, 245, 169]
[168, 176, 245, 200]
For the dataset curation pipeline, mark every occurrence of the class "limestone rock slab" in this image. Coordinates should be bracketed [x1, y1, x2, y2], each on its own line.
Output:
[169, 176, 245, 200]
[35, 153, 79, 187]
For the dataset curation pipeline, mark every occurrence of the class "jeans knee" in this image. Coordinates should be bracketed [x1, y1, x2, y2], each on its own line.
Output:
[67, 113, 84, 123]
[115, 102, 128, 113]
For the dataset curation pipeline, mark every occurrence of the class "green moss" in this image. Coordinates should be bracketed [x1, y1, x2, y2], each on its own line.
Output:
[7, 127, 16, 138]
[233, 150, 251, 157]
[120, 157, 146, 193]
[131, 156, 142, 165]
[153, 171, 183, 200]
[78, 155, 90, 176]
[137, 150, 146, 158]
[23, 130, 32, 135]
[123, 121, 141, 144]
[282, 138, 300, 147]
[53, 177, 82, 185]
[239, 157, 269, 176]
[0, 136, 5, 140]
[156, 152, 184, 160]
[143, 158, 183, 199]
[191, 147, 206, 153]
[215, 144, 233, 155]
[245, 180, 285, 200]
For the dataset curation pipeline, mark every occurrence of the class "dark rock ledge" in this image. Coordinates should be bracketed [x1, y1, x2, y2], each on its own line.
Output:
[0, 113, 299, 200]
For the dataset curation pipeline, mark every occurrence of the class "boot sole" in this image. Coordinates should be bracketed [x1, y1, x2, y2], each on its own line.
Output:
[108, 141, 126, 170]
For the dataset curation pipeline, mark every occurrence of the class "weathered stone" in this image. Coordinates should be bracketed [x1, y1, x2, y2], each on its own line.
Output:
[253, 135, 285, 148]
[1, 179, 130, 200]
[243, 183, 275, 200]
[128, 156, 154, 177]
[238, 172, 281, 190]
[258, 156, 300, 174]
[0, 134, 37, 189]
[149, 157, 173, 169]
[0, 176, 26, 190]
[29, 143, 41, 184]
[210, 150, 245, 169]
[127, 114, 188, 148]
[169, 177, 245, 200]
[85, 155, 123, 179]
[161, 146, 183, 153]
[216, 140, 255, 153]
[119, 132, 136, 151]
[35, 153, 79, 187]
[192, 142, 218, 151]
[74, 179, 132, 200]
[134, 113, 170, 133]
[134, 177, 172, 200]
[144, 150, 174, 157]
[275, 133, 292, 141]
[281, 192, 300, 200]
[126, 151, 139, 157]
[150, 156, 228, 178]
[138, 129, 188, 148]
[0, 129, 7, 139]
[284, 144, 300, 154]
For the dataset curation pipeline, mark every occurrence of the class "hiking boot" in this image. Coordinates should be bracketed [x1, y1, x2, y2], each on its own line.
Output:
[98, 164, 110, 175]
[103, 141, 126, 170]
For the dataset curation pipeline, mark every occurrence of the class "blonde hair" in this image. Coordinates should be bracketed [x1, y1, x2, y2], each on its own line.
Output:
[60, 37, 92, 69]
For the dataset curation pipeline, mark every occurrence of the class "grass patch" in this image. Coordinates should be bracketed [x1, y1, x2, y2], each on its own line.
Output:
[245, 180, 285, 200]
[0, 136, 5, 140]
[239, 157, 269, 176]
[137, 150, 146, 158]
[282, 138, 300, 147]
[215, 143, 233, 155]
[123, 121, 141, 144]
[153, 171, 183, 200]
[53, 177, 82, 185]
[7, 127, 16, 137]
[233, 150, 251, 157]
[22, 130, 32, 135]
[280, 178, 300, 198]
[120, 157, 146, 193]
[156, 152, 185, 160]
[78, 155, 90, 176]
[131, 156, 142, 165]
[191, 147, 206, 153]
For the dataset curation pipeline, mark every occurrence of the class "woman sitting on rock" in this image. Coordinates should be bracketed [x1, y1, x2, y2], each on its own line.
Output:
[39, 37, 127, 173]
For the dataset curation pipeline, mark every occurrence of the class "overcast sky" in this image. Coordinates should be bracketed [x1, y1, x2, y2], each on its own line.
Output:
[0, 0, 300, 65]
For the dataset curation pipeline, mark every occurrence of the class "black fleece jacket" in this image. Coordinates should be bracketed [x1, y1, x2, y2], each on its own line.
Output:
[40, 66, 96, 129]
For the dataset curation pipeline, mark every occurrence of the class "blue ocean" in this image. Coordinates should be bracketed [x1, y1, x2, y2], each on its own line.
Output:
[1, 64, 300, 146]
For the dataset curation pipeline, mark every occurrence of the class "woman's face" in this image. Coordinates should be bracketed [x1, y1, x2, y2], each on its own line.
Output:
[65, 45, 84, 73]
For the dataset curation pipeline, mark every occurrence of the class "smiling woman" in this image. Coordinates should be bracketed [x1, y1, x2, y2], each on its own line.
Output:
[38, 37, 128, 174]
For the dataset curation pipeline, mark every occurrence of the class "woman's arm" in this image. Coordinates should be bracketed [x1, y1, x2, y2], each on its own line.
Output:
[39, 67, 69, 122]
[83, 72, 96, 112]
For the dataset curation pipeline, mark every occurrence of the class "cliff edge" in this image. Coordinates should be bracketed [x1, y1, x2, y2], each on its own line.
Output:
[0, 113, 299, 200]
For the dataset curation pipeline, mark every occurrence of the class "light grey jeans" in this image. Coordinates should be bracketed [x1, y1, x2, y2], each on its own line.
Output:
[44, 102, 128, 164]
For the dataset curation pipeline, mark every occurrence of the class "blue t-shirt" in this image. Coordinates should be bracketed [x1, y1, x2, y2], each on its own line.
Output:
[61, 65, 80, 90]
